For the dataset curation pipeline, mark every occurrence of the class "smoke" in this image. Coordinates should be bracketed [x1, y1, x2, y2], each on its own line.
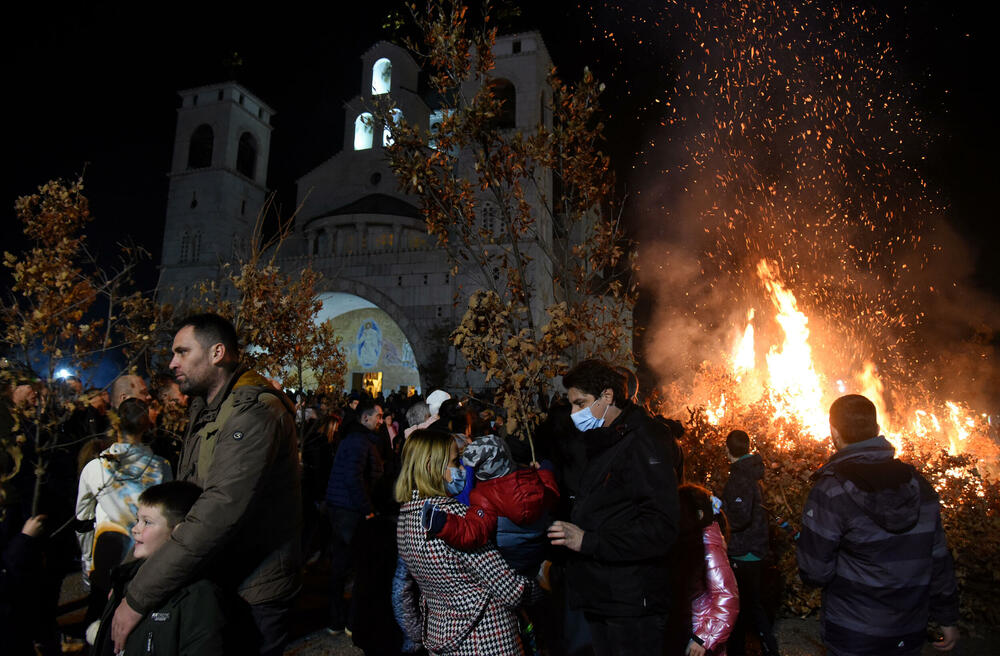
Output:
[628, 0, 1000, 415]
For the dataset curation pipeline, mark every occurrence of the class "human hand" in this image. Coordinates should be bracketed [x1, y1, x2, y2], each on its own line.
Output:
[933, 625, 959, 651]
[21, 514, 46, 537]
[685, 639, 706, 656]
[111, 598, 142, 651]
[547, 521, 584, 552]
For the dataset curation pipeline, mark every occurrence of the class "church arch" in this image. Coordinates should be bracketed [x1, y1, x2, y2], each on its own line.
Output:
[237, 132, 258, 179]
[489, 78, 516, 129]
[354, 113, 374, 150]
[315, 285, 425, 393]
[187, 124, 214, 169]
[372, 58, 392, 95]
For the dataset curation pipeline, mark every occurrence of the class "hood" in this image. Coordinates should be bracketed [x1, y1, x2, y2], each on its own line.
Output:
[818, 436, 922, 534]
[462, 434, 515, 481]
[730, 453, 765, 482]
[101, 441, 154, 464]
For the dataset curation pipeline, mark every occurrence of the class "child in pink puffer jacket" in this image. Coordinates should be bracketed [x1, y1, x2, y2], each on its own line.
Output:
[670, 484, 739, 656]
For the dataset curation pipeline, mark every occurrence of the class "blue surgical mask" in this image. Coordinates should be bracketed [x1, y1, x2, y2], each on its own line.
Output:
[571, 398, 608, 432]
[445, 466, 467, 496]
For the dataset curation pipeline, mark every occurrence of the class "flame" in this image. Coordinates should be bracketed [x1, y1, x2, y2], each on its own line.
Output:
[688, 260, 997, 466]
[732, 309, 756, 373]
[756, 260, 828, 439]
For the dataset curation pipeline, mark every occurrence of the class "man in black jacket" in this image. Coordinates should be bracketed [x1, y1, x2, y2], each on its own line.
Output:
[548, 359, 679, 656]
[722, 429, 780, 656]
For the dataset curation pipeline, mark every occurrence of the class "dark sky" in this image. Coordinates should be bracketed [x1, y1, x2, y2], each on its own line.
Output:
[5, 1, 997, 296]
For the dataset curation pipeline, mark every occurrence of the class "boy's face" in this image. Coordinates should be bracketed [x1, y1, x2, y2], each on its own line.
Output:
[132, 504, 172, 559]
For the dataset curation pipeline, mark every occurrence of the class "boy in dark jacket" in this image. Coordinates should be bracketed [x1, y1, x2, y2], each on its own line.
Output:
[92, 481, 225, 655]
[721, 429, 780, 656]
[797, 395, 959, 656]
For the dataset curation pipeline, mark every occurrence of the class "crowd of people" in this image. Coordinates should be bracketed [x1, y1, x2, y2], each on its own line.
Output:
[1, 313, 961, 655]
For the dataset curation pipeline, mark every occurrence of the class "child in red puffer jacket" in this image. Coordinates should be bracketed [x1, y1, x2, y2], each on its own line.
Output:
[422, 434, 559, 575]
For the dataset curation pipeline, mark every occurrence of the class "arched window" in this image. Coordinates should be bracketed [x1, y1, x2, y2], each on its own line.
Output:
[383, 108, 403, 147]
[372, 58, 392, 95]
[489, 79, 516, 129]
[236, 132, 257, 179]
[179, 230, 191, 263]
[354, 113, 374, 150]
[187, 124, 214, 168]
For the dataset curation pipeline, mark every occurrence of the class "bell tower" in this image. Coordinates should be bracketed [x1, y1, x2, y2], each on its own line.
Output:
[157, 81, 274, 300]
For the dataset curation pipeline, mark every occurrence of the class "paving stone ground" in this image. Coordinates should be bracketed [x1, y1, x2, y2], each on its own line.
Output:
[58, 569, 998, 655]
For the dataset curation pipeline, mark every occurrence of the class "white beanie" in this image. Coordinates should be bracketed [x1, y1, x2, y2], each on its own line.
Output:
[426, 389, 451, 417]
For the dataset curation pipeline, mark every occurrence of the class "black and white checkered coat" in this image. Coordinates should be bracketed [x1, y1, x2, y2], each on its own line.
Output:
[397, 492, 531, 655]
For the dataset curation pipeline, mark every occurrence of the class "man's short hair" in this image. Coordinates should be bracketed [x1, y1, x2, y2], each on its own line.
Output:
[118, 398, 152, 436]
[357, 401, 379, 420]
[829, 394, 879, 444]
[110, 374, 144, 409]
[177, 313, 239, 356]
[562, 359, 628, 408]
[138, 480, 203, 528]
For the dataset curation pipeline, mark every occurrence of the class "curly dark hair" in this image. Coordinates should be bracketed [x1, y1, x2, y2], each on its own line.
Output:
[562, 359, 628, 408]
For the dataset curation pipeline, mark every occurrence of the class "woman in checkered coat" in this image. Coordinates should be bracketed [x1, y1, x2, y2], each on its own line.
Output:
[395, 429, 536, 655]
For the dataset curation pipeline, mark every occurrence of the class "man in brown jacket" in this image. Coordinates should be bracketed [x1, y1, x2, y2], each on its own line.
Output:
[111, 313, 301, 655]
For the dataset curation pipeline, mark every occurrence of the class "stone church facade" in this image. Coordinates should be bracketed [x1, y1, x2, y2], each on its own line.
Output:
[158, 33, 555, 394]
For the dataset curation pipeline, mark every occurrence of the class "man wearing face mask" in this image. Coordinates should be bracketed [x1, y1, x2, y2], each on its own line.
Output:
[547, 359, 679, 656]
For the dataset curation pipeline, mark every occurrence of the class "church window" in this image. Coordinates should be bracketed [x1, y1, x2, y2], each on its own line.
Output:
[191, 231, 202, 262]
[187, 124, 214, 169]
[489, 79, 516, 129]
[383, 108, 403, 147]
[237, 132, 258, 179]
[316, 229, 331, 255]
[354, 113, 374, 150]
[428, 109, 454, 150]
[481, 202, 498, 235]
[372, 58, 392, 95]
[179, 230, 190, 263]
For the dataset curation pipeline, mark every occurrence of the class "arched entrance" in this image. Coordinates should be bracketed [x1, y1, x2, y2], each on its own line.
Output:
[315, 291, 422, 395]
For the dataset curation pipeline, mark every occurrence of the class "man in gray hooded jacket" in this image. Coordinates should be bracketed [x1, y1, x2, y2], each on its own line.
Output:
[797, 394, 959, 656]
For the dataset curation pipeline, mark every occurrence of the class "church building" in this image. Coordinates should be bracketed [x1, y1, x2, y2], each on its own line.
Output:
[158, 33, 555, 394]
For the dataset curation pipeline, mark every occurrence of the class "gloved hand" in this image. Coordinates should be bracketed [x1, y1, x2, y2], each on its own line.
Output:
[420, 500, 447, 536]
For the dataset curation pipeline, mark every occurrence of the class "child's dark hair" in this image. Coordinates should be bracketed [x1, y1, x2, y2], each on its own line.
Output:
[138, 481, 203, 528]
[725, 429, 750, 458]
[118, 398, 152, 437]
[670, 484, 729, 612]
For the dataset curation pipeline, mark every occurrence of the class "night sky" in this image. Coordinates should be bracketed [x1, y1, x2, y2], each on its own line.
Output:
[5, 0, 997, 296]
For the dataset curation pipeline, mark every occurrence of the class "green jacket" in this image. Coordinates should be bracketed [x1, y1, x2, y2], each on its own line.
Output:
[94, 559, 225, 655]
[125, 369, 301, 614]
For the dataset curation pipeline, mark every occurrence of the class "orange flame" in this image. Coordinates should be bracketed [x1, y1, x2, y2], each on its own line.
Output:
[756, 260, 828, 439]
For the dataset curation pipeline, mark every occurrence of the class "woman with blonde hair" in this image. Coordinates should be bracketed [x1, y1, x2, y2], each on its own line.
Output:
[394, 429, 536, 655]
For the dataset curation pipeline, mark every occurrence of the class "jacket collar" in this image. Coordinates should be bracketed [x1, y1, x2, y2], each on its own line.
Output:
[813, 435, 894, 480]
[187, 366, 246, 426]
